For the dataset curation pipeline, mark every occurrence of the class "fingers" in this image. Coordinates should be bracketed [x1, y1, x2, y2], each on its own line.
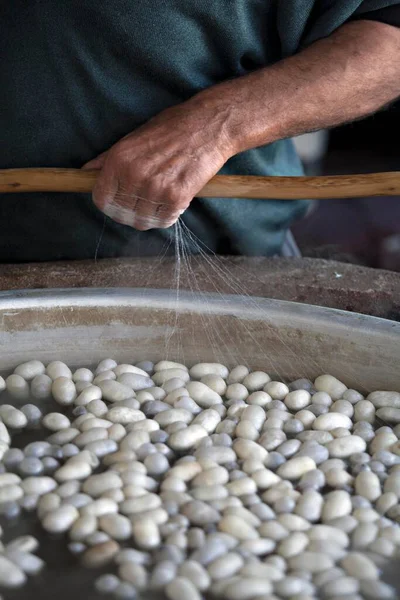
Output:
[132, 204, 185, 231]
[92, 171, 188, 231]
[102, 199, 183, 230]
[100, 183, 186, 230]
[90, 147, 190, 230]
[118, 183, 188, 230]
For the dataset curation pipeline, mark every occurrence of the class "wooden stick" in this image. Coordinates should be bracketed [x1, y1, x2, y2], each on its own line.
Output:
[0, 168, 399, 199]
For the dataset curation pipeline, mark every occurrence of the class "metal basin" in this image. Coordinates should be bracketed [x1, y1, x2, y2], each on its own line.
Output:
[0, 288, 399, 599]
[0, 288, 399, 391]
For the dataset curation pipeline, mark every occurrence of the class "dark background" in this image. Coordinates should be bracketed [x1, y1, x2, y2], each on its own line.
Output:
[293, 101, 400, 271]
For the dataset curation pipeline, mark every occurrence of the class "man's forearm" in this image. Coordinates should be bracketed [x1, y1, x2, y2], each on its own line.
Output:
[88, 19, 400, 230]
[195, 20, 400, 155]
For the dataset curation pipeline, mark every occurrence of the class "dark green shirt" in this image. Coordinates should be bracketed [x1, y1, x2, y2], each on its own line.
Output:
[0, 1, 398, 262]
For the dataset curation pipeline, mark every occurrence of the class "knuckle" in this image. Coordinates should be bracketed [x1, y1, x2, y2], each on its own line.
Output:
[153, 204, 173, 217]
[147, 178, 190, 208]
[165, 189, 190, 209]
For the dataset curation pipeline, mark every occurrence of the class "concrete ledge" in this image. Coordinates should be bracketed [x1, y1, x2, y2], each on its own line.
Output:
[0, 257, 398, 320]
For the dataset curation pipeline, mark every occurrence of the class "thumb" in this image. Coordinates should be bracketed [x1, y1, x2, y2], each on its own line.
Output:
[82, 151, 108, 170]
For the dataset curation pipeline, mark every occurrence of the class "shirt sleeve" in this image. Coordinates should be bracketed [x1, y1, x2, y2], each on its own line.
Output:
[351, 6, 400, 26]
[278, 1, 400, 57]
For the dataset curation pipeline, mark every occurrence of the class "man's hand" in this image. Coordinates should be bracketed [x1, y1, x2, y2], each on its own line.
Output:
[83, 97, 235, 230]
